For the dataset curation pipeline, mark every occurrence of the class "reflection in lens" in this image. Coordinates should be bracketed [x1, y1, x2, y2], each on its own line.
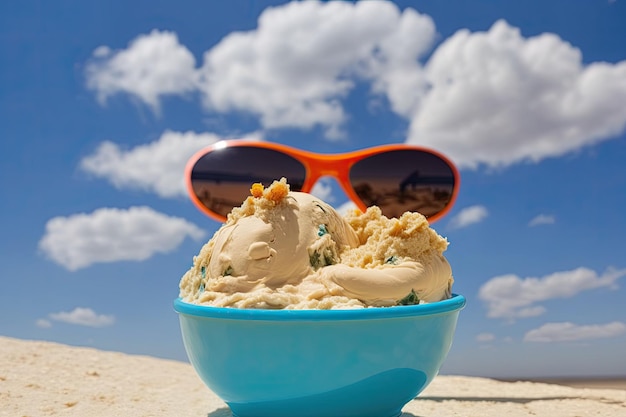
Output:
[349, 150, 456, 219]
[191, 147, 306, 218]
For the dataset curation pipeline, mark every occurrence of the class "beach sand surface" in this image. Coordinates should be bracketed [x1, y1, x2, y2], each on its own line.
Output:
[2, 336, 625, 417]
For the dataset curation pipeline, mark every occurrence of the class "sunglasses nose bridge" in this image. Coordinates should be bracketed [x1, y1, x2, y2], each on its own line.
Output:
[304, 157, 351, 187]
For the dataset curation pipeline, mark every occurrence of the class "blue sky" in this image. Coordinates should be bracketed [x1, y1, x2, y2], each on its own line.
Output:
[1, 0, 625, 379]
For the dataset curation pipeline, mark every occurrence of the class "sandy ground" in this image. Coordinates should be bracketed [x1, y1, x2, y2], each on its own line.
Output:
[1, 336, 625, 417]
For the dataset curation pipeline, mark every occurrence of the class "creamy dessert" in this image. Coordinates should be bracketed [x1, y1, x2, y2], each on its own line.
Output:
[179, 178, 453, 309]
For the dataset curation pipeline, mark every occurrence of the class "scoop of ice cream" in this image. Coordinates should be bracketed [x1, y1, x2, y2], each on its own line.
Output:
[179, 178, 453, 309]
[328, 206, 453, 304]
[180, 179, 362, 308]
[204, 181, 359, 289]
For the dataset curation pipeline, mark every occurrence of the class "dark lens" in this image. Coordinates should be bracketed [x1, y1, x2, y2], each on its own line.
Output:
[349, 150, 456, 219]
[190, 146, 306, 218]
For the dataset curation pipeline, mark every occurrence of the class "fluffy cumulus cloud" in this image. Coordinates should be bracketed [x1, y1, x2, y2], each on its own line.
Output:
[80, 130, 262, 198]
[447, 205, 488, 229]
[35, 319, 52, 328]
[336, 200, 359, 217]
[524, 321, 626, 343]
[38, 206, 206, 270]
[86, 30, 198, 112]
[476, 332, 496, 343]
[85, 1, 435, 139]
[478, 267, 626, 319]
[84, 2, 626, 166]
[310, 178, 335, 202]
[47, 307, 115, 328]
[528, 214, 556, 227]
[408, 20, 626, 168]
[198, 0, 434, 138]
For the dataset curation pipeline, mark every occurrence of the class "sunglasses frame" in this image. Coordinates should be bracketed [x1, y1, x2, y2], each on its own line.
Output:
[185, 140, 460, 223]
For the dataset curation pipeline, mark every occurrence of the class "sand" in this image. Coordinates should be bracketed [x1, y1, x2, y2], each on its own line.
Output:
[1, 336, 625, 417]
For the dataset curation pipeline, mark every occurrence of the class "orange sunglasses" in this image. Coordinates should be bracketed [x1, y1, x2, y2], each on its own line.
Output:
[186, 140, 460, 223]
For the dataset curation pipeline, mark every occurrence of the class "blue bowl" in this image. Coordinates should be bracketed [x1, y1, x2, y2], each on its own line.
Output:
[174, 294, 465, 417]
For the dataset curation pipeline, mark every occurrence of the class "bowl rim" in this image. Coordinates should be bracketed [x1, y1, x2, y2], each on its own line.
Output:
[174, 293, 465, 321]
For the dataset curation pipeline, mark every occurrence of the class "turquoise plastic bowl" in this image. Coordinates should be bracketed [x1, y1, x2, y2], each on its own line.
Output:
[174, 294, 465, 417]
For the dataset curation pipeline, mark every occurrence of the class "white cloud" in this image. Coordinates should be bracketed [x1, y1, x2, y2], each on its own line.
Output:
[48, 307, 115, 328]
[514, 306, 547, 318]
[80, 130, 262, 198]
[336, 200, 359, 217]
[310, 178, 334, 202]
[476, 332, 496, 342]
[529, 214, 555, 227]
[85, 1, 434, 139]
[447, 205, 488, 229]
[84, 5, 626, 165]
[38, 206, 206, 270]
[408, 20, 626, 168]
[36, 319, 52, 328]
[86, 30, 198, 112]
[524, 321, 626, 343]
[479, 267, 626, 319]
[92, 45, 111, 58]
[198, 0, 435, 139]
